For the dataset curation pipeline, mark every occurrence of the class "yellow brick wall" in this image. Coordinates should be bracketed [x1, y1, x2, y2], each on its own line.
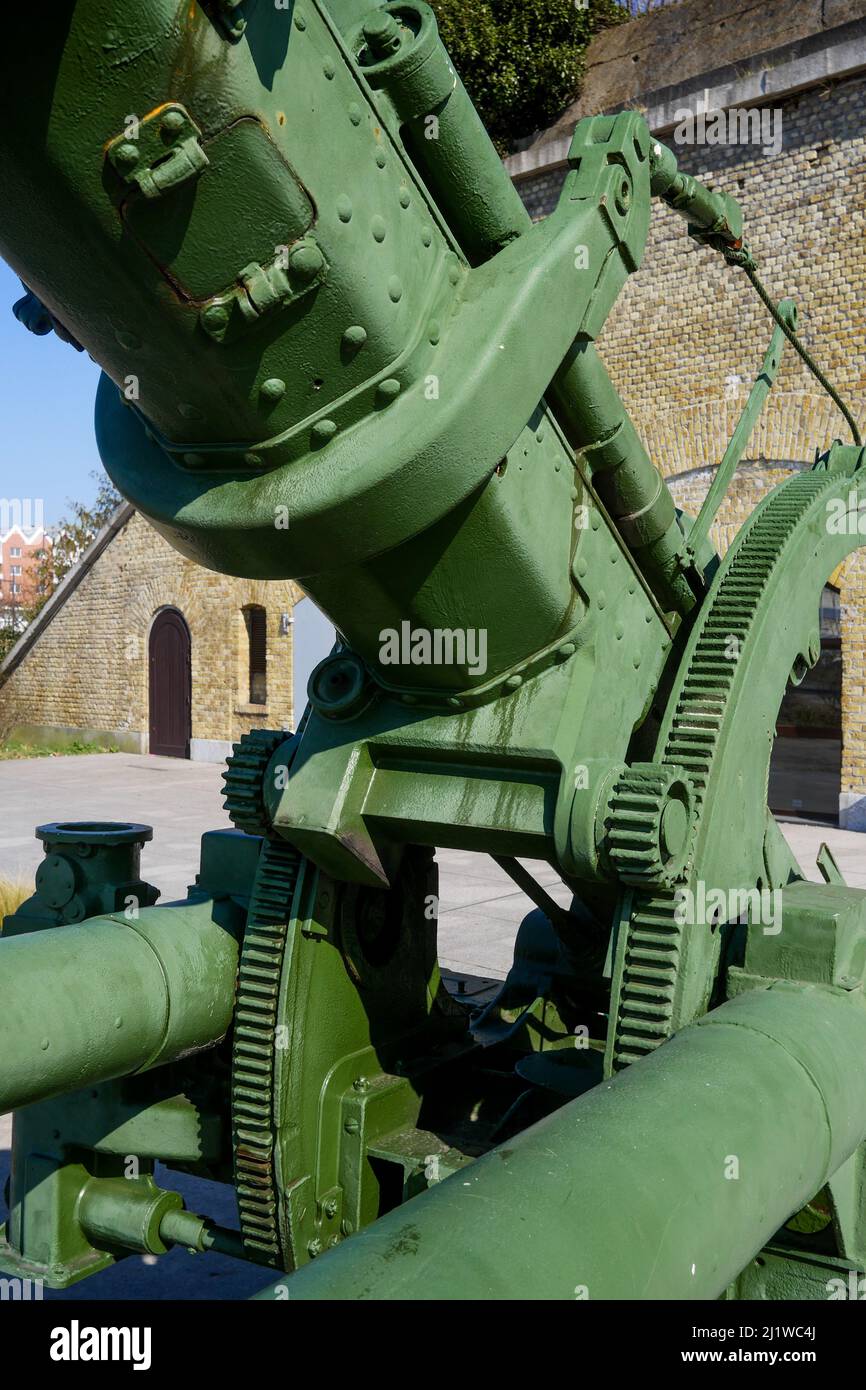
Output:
[0, 510, 300, 754]
[516, 72, 866, 821]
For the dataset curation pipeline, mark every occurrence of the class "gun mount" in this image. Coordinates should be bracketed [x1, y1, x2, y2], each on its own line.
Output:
[1, 0, 866, 1301]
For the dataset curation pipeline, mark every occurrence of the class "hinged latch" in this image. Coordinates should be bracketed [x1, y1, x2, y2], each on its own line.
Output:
[107, 104, 209, 201]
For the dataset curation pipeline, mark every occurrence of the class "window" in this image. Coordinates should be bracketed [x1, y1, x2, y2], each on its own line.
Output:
[10, 583, 20, 594]
[11, 565, 21, 576]
[9, 547, 21, 557]
[243, 605, 267, 705]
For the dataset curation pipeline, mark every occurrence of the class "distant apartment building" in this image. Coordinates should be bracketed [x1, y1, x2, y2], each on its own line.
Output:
[0, 521, 49, 625]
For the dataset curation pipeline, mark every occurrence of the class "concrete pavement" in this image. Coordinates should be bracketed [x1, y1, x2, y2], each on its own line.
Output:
[2, 751, 866, 1299]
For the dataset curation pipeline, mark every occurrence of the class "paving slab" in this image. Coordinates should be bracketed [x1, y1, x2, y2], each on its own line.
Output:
[2, 751, 866, 1298]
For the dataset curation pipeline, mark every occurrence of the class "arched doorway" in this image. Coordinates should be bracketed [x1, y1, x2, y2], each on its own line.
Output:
[148, 608, 191, 758]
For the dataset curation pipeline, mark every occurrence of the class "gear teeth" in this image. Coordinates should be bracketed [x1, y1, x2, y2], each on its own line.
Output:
[222, 728, 287, 836]
[606, 764, 695, 888]
[231, 838, 301, 1266]
[611, 470, 840, 1071]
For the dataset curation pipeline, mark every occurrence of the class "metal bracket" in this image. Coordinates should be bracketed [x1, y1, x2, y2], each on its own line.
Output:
[198, 237, 328, 344]
[107, 104, 209, 201]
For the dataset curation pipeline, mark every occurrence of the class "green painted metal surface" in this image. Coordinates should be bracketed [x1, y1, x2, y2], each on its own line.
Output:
[0, 0, 864, 1300]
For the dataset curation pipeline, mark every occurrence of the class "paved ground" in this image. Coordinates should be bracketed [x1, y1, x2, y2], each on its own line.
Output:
[1, 751, 865, 1299]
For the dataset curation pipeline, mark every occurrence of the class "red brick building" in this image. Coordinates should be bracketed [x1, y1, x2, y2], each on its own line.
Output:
[0, 523, 49, 624]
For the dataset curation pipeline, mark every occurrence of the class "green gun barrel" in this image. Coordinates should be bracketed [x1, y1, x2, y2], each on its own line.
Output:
[256, 982, 866, 1300]
[0, 899, 240, 1115]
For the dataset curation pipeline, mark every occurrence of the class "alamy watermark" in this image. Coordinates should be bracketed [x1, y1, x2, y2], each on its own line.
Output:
[674, 882, 782, 935]
[379, 621, 488, 677]
[673, 90, 782, 159]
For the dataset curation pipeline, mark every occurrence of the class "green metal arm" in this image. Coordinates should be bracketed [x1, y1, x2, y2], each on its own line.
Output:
[688, 298, 798, 562]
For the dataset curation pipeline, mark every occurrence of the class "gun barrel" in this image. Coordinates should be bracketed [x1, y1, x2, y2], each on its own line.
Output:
[256, 982, 866, 1300]
[0, 900, 240, 1115]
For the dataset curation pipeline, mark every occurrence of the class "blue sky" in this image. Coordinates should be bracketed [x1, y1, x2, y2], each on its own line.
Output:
[0, 257, 105, 528]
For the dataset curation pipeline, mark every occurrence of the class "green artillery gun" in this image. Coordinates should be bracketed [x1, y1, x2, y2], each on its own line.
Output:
[1, 0, 866, 1300]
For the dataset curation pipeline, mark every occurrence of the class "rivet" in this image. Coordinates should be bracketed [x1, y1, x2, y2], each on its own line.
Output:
[448, 261, 460, 285]
[504, 674, 523, 691]
[290, 242, 324, 280]
[388, 276, 403, 302]
[557, 643, 576, 660]
[244, 452, 263, 467]
[598, 590, 607, 610]
[114, 1017, 123, 1029]
[260, 377, 286, 404]
[323, 58, 335, 80]
[428, 320, 441, 345]
[336, 195, 353, 223]
[312, 419, 337, 443]
[348, 103, 362, 126]
[41, 1038, 50, 1051]
[575, 558, 588, 577]
[201, 303, 229, 334]
[615, 622, 624, 640]
[344, 1118, 360, 1135]
[633, 654, 642, 669]
[590, 514, 600, 531]
[372, 215, 387, 242]
[377, 378, 401, 403]
[342, 324, 367, 351]
[446, 696, 462, 708]
[294, 12, 306, 29]
[114, 328, 141, 350]
[399, 188, 410, 208]
[421, 226, 433, 247]
[113, 142, 139, 170]
[375, 148, 387, 168]
[161, 109, 185, 138]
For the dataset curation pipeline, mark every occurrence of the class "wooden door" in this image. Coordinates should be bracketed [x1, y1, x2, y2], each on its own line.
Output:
[148, 608, 191, 758]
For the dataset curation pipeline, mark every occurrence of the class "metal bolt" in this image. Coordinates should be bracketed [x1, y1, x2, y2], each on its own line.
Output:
[352, 1076, 369, 1092]
[201, 303, 230, 335]
[113, 142, 139, 170]
[161, 109, 185, 139]
[344, 1117, 360, 1134]
[323, 1198, 338, 1219]
[289, 242, 324, 281]
[362, 11, 403, 59]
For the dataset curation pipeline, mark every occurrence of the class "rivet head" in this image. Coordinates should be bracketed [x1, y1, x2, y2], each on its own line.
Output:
[113, 142, 139, 170]
[375, 148, 387, 168]
[336, 195, 353, 223]
[399, 188, 410, 209]
[323, 58, 335, 79]
[387, 276, 403, 302]
[504, 674, 523, 691]
[161, 109, 185, 138]
[377, 378, 401, 403]
[371, 215, 387, 242]
[312, 419, 337, 443]
[290, 242, 324, 280]
[260, 377, 286, 404]
[201, 303, 230, 334]
[597, 590, 607, 610]
[421, 226, 433, 247]
[342, 324, 367, 351]
[348, 103, 362, 126]
[294, 12, 306, 29]
[428, 320, 441, 345]
[344, 1117, 360, 1134]
[244, 451, 263, 467]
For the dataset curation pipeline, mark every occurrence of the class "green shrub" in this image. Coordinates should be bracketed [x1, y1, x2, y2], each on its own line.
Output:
[430, 0, 629, 150]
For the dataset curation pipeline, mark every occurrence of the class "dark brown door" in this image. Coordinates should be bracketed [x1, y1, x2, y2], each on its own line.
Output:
[149, 608, 191, 758]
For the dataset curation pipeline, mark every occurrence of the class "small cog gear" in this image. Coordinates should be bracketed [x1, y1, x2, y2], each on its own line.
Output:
[222, 728, 287, 836]
[602, 762, 695, 888]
